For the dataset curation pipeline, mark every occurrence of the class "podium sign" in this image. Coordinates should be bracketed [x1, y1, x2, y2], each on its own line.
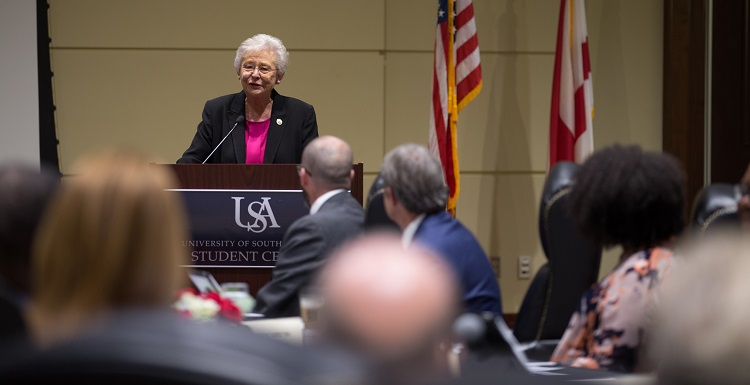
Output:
[174, 189, 308, 268]
[163, 163, 363, 295]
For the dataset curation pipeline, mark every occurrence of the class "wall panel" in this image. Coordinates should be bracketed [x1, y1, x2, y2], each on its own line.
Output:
[50, 0, 385, 50]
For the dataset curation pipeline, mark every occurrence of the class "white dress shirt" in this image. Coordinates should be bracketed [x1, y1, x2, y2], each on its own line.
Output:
[401, 214, 426, 248]
[309, 189, 347, 215]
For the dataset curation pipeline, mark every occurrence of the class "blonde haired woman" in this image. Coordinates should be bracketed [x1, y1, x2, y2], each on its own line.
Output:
[28, 149, 189, 347]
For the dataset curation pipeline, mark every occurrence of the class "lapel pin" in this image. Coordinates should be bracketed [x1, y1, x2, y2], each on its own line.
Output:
[276, 119, 283, 125]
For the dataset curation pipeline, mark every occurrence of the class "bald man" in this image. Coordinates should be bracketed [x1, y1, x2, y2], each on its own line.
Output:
[254, 136, 365, 317]
[318, 233, 460, 385]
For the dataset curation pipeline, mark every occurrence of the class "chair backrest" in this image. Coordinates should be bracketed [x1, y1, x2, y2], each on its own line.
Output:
[364, 173, 399, 232]
[690, 183, 740, 234]
[513, 162, 601, 343]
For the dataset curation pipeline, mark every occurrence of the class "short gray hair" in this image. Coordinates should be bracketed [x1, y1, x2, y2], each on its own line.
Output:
[301, 136, 353, 189]
[380, 144, 448, 214]
[233, 34, 289, 76]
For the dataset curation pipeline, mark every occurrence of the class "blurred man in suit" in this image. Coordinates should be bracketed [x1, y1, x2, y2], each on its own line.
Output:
[380, 144, 502, 315]
[0, 164, 59, 341]
[254, 136, 365, 317]
[318, 233, 460, 385]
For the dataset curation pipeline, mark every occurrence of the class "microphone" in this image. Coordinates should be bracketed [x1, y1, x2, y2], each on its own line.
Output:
[202, 115, 245, 164]
[453, 312, 516, 355]
[453, 312, 487, 347]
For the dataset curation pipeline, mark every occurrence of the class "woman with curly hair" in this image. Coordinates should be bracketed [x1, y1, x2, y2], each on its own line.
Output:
[549, 144, 686, 373]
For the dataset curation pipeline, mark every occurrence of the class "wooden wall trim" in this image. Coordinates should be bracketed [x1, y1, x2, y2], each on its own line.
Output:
[663, 0, 707, 214]
[708, 0, 750, 183]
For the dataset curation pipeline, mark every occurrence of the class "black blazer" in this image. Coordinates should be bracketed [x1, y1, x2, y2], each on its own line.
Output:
[253, 192, 365, 318]
[177, 90, 318, 164]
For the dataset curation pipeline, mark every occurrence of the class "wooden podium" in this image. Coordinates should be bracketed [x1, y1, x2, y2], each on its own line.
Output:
[166, 163, 364, 296]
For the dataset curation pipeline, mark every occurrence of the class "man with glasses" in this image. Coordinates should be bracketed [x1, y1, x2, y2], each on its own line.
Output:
[253, 136, 364, 318]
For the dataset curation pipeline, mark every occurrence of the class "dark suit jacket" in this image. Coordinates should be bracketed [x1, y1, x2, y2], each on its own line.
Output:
[177, 90, 318, 164]
[414, 211, 503, 315]
[254, 191, 365, 317]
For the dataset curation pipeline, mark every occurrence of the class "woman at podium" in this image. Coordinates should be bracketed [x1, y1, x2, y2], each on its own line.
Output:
[178, 34, 318, 164]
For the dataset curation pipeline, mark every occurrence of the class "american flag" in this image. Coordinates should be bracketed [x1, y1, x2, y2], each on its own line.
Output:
[549, 0, 594, 168]
[429, 0, 482, 216]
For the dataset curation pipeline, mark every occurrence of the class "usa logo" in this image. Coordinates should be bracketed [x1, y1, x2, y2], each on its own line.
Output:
[232, 197, 281, 233]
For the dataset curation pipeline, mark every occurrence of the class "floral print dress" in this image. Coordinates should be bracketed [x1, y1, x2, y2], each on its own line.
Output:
[550, 247, 675, 372]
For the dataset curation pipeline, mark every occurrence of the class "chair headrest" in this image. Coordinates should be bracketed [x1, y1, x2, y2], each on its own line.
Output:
[542, 162, 578, 198]
[365, 173, 399, 231]
[690, 183, 740, 233]
[366, 173, 387, 206]
[538, 162, 579, 259]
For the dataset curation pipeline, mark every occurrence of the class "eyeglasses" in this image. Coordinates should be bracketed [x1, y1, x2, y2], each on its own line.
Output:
[297, 165, 312, 177]
[243, 64, 275, 75]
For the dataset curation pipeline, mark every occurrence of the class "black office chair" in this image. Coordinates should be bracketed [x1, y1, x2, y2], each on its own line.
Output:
[690, 183, 740, 234]
[512, 162, 601, 360]
[364, 173, 399, 232]
[0, 310, 367, 385]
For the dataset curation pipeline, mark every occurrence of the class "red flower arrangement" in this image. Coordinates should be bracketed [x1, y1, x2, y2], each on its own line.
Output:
[174, 288, 242, 323]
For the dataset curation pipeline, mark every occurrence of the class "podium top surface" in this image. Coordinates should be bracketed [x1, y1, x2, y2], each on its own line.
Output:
[161, 163, 364, 205]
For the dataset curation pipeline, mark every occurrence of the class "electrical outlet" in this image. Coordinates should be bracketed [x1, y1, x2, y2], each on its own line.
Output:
[518, 255, 532, 279]
[490, 256, 500, 278]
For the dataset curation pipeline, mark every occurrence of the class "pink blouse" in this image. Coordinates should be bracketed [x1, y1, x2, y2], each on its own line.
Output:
[245, 119, 270, 164]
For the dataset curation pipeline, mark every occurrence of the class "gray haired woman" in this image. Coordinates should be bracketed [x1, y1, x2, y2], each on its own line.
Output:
[178, 34, 318, 164]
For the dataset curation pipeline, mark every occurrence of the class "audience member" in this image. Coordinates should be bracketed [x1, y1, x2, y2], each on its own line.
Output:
[0, 164, 59, 341]
[380, 143, 502, 315]
[650, 232, 750, 385]
[318, 233, 460, 385]
[254, 136, 365, 317]
[550, 144, 686, 372]
[28, 150, 190, 348]
[739, 162, 750, 230]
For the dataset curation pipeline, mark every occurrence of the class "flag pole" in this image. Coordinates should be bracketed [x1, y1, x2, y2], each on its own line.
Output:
[446, 0, 460, 217]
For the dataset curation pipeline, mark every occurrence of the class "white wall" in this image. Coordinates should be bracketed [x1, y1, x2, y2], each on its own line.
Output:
[0, 0, 40, 167]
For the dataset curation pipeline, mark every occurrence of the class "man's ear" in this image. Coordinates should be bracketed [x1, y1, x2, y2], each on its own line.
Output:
[299, 168, 310, 186]
[384, 186, 396, 205]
